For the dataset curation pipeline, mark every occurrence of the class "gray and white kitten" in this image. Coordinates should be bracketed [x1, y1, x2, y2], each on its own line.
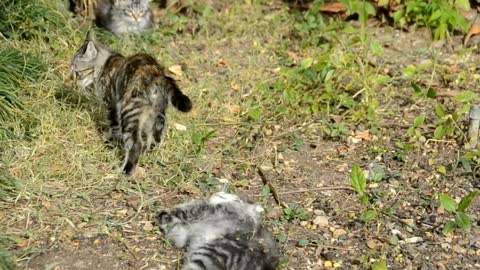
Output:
[95, 0, 153, 35]
[156, 192, 281, 270]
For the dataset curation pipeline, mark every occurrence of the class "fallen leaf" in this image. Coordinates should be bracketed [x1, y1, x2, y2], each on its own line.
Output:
[231, 83, 240, 91]
[8, 167, 22, 177]
[266, 209, 282, 219]
[436, 90, 460, 98]
[228, 105, 241, 113]
[168, 64, 183, 77]
[217, 59, 227, 66]
[319, 2, 346, 13]
[353, 130, 371, 141]
[133, 166, 146, 179]
[143, 221, 154, 231]
[464, 23, 480, 46]
[180, 184, 201, 195]
[324, 261, 333, 268]
[448, 64, 459, 73]
[174, 123, 187, 131]
[16, 239, 28, 248]
[336, 145, 350, 155]
[41, 200, 54, 210]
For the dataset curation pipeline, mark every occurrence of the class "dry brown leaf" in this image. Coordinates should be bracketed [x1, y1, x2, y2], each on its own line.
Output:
[8, 167, 22, 177]
[217, 59, 227, 66]
[41, 200, 54, 210]
[180, 184, 201, 195]
[133, 166, 146, 179]
[231, 83, 240, 91]
[464, 23, 480, 46]
[336, 145, 350, 155]
[319, 2, 346, 13]
[16, 239, 28, 248]
[436, 90, 460, 98]
[168, 64, 183, 77]
[448, 64, 460, 73]
[353, 130, 371, 141]
[228, 105, 241, 113]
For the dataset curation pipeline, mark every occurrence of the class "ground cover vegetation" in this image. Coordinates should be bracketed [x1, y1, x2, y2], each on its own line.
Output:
[1, 0, 479, 269]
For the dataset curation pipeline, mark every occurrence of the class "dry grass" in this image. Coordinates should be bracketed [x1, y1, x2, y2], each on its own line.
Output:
[2, 1, 480, 269]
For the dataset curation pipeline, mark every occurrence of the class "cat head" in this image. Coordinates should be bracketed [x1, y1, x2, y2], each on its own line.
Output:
[71, 31, 113, 89]
[111, 0, 152, 24]
[210, 192, 265, 224]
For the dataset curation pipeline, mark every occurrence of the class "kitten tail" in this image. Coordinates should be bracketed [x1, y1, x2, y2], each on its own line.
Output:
[165, 77, 192, 112]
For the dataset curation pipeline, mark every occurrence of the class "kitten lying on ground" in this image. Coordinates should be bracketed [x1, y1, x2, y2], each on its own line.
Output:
[156, 192, 281, 270]
[71, 31, 192, 175]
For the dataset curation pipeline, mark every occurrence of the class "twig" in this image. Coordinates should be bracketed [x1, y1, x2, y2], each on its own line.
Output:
[256, 166, 282, 206]
[312, 244, 353, 251]
[117, 236, 138, 260]
[279, 186, 353, 195]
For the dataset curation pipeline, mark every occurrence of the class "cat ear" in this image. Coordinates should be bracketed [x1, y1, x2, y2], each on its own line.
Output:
[86, 30, 96, 42]
[83, 41, 98, 59]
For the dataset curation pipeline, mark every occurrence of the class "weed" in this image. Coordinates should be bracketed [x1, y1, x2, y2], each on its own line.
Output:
[351, 164, 378, 222]
[282, 205, 310, 223]
[0, 174, 20, 202]
[407, 113, 426, 138]
[0, 249, 16, 270]
[0, 0, 73, 40]
[439, 191, 478, 234]
[393, 141, 413, 162]
[344, 0, 470, 40]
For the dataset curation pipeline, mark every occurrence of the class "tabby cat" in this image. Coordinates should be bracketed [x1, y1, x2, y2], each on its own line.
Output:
[156, 192, 281, 270]
[71, 31, 192, 175]
[95, 0, 153, 35]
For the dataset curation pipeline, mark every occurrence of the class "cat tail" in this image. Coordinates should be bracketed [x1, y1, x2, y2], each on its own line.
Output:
[165, 77, 192, 112]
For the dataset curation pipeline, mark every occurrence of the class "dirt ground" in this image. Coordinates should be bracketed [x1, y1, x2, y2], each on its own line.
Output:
[1, 1, 480, 270]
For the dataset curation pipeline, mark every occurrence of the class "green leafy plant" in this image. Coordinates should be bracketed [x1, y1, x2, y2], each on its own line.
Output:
[0, 248, 16, 270]
[393, 141, 413, 162]
[191, 129, 216, 154]
[351, 164, 377, 222]
[407, 113, 426, 138]
[378, 0, 470, 40]
[0, 174, 20, 202]
[433, 91, 477, 140]
[439, 191, 478, 234]
[282, 205, 310, 223]
[196, 174, 220, 192]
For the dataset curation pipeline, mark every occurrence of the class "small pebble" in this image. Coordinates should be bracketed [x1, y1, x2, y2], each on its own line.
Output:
[333, 229, 347, 239]
[453, 245, 466, 254]
[313, 216, 329, 226]
[404, 237, 423, 244]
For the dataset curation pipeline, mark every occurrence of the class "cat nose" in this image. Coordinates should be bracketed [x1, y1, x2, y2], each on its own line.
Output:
[132, 13, 140, 21]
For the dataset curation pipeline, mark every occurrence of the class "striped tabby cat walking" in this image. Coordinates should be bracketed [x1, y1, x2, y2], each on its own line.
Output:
[71, 31, 192, 175]
[156, 192, 281, 270]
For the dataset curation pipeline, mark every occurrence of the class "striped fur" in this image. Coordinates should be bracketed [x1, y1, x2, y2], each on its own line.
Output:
[71, 31, 192, 175]
[95, 0, 153, 35]
[156, 192, 281, 270]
